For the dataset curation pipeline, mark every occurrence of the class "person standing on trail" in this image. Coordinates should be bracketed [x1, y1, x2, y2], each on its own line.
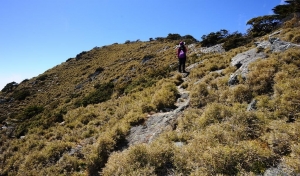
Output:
[177, 41, 187, 73]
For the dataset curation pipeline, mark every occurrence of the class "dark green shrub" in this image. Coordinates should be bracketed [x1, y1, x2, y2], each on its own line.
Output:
[66, 58, 73, 62]
[246, 15, 280, 37]
[70, 93, 80, 99]
[76, 82, 114, 107]
[75, 51, 88, 60]
[182, 34, 199, 44]
[273, 1, 300, 19]
[155, 37, 165, 42]
[166, 33, 182, 40]
[124, 77, 154, 94]
[21, 79, 29, 83]
[223, 32, 251, 51]
[12, 89, 31, 100]
[36, 74, 48, 81]
[201, 29, 229, 47]
[119, 65, 171, 94]
[96, 67, 104, 73]
[1, 81, 18, 92]
[21, 105, 44, 120]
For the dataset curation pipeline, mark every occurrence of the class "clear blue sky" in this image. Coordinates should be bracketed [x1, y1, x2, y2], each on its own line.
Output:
[0, 0, 282, 90]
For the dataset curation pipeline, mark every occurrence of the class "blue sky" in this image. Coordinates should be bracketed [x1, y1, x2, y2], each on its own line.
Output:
[0, 0, 282, 90]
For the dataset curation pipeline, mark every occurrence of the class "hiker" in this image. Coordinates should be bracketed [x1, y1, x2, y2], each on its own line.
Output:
[177, 41, 187, 73]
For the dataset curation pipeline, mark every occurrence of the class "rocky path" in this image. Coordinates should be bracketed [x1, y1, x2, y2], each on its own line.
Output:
[126, 63, 198, 147]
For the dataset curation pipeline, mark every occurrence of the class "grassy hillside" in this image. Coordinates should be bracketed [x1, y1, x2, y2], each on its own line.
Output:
[1, 24, 300, 175]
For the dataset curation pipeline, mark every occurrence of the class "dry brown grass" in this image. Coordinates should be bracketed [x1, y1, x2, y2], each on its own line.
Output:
[1, 26, 300, 175]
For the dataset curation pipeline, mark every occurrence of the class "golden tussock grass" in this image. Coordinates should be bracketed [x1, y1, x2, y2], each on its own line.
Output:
[2, 28, 300, 175]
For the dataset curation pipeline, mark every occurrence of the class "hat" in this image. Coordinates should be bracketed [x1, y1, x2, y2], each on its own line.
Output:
[179, 41, 184, 46]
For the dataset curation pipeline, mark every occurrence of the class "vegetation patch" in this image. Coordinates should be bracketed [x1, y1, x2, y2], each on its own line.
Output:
[75, 82, 114, 107]
[36, 74, 48, 81]
[20, 105, 44, 120]
[152, 80, 178, 110]
[12, 89, 31, 101]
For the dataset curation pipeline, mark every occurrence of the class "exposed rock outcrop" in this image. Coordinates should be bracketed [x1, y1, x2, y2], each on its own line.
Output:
[264, 163, 297, 176]
[230, 48, 266, 81]
[199, 44, 225, 54]
[229, 32, 300, 86]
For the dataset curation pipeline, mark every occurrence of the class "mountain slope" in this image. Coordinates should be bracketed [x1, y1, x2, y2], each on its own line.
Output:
[1, 26, 300, 175]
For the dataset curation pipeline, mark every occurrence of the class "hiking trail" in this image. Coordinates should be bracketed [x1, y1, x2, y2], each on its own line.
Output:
[125, 62, 199, 147]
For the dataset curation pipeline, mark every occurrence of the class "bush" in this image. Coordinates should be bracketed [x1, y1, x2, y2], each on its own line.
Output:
[124, 110, 146, 126]
[246, 15, 280, 37]
[19, 141, 72, 175]
[273, 75, 300, 119]
[66, 58, 73, 62]
[12, 89, 31, 100]
[155, 37, 165, 42]
[201, 29, 229, 47]
[196, 103, 232, 127]
[223, 32, 251, 51]
[152, 81, 178, 110]
[123, 76, 155, 94]
[75, 51, 88, 60]
[173, 73, 184, 86]
[280, 48, 300, 67]
[182, 34, 199, 44]
[232, 110, 264, 140]
[283, 144, 300, 173]
[292, 34, 300, 43]
[1, 81, 18, 92]
[95, 67, 104, 73]
[266, 132, 291, 155]
[87, 125, 129, 175]
[170, 135, 278, 175]
[166, 33, 182, 40]
[120, 65, 171, 94]
[75, 82, 114, 107]
[21, 79, 29, 83]
[21, 105, 44, 120]
[247, 58, 278, 95]
[36, 74, 48, 81]
[103, 142, 175, 176]
[190, 82, 210, 107]
[230, 84, 252, 103]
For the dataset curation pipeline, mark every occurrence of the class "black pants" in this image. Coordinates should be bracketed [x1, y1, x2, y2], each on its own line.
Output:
[178, 57, 186, 72]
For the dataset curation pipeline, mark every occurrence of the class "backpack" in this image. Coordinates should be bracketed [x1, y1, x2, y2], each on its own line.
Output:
[178, 46, 186, 59]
